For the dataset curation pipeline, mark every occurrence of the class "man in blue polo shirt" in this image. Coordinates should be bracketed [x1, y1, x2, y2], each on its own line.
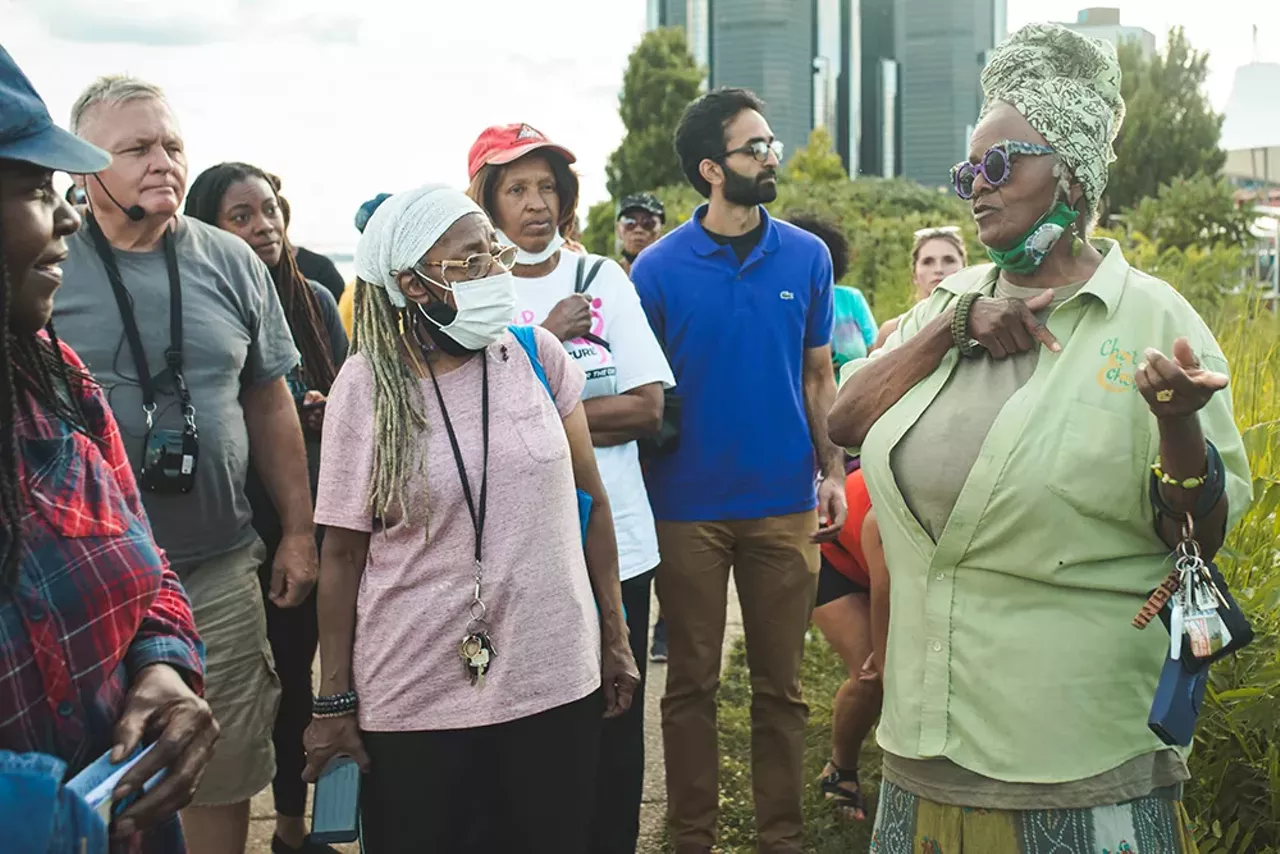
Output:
[631, 88, 847, 854]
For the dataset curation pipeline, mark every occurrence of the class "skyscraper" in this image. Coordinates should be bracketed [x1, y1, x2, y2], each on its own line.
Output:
[895, 0, 1005, 187]
[860, 0, 899, 177]
[647, 0, 687, 29]
[648, 0, 861, 175]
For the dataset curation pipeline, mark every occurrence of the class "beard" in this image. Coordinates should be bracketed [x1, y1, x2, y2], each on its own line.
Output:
[722, 163, 778, 206]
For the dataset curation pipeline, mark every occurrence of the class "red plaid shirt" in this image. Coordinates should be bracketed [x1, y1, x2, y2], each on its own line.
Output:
[0, 340, 204, 853]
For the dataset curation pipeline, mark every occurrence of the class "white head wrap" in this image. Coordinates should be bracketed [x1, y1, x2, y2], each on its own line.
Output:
[354, 184, 486, 308]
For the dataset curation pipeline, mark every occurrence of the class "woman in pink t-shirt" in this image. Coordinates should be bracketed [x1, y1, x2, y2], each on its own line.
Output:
[301, 186, 640, 853]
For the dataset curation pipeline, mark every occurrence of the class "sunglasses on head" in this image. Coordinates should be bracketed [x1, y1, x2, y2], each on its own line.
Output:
[950, 140, 1056, 200]
[913, 226, 962, 240]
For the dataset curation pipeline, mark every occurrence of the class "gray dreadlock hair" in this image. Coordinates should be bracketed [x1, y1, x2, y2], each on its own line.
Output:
[350, 277, 430, 528]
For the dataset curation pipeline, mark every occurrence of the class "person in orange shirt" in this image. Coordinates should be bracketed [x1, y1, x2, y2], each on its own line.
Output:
[812, 466, 887, 822]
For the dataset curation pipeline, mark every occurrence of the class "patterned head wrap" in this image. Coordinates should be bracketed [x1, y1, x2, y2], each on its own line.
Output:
[980, 23, 1126, 221]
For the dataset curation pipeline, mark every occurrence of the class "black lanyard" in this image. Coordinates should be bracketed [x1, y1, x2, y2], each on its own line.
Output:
[424, 354, 490, 565]
[86, 215, 192, 424]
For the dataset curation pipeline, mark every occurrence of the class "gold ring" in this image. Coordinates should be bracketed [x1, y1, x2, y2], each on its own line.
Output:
[1156, 389, 1174, 403]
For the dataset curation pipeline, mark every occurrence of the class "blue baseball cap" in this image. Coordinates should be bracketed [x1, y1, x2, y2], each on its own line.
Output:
[0, 44, 110, 174]
[354, 193, 391, 234]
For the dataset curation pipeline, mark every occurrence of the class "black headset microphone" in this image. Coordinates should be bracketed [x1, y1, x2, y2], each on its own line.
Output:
[93, 174, 146, 222]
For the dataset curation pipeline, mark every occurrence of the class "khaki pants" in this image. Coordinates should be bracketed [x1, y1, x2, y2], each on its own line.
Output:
[178, 538, 281, 806]
[656, 511, 819, 854]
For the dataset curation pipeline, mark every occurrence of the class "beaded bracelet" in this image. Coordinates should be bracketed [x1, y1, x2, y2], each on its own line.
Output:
[1149, 441, 1226, 522]
[951, 292, 983, 357]
[1151, 459, 1207, 490]
[313, 689, 358, 717]
[312, 708, 357, 720]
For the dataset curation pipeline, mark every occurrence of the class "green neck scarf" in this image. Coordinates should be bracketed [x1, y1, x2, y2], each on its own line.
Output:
[986, 202, 1079, 275]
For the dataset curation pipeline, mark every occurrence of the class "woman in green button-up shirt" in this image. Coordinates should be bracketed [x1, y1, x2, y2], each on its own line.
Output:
[829, 23, 1250, 854]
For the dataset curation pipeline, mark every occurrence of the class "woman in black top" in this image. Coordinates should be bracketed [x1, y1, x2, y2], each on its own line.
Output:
[185, 162, 347, 854]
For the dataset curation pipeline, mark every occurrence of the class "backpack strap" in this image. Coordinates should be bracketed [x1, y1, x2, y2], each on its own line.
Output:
[576, 257, 607, 294]
[571, 255, 611, 351]
[508, 325, 554, 400]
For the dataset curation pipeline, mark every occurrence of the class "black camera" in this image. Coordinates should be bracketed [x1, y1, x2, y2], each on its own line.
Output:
[140, 427, 198, 494]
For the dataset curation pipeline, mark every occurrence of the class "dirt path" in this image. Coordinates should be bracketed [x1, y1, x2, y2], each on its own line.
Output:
[245, 582, 746, 854]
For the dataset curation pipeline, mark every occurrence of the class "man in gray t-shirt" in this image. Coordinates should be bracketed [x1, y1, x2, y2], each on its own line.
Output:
[55, 74, 317, 851]
[57, 218, 300, 569]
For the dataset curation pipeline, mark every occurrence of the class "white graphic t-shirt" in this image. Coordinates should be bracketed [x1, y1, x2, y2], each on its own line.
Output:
[513, 252, 675, 581]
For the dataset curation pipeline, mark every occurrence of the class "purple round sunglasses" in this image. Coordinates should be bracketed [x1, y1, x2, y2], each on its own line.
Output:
[951, 140, 1056, 200]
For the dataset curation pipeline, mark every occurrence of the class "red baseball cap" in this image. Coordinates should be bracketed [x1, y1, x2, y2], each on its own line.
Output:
[467, 123, 577, 180]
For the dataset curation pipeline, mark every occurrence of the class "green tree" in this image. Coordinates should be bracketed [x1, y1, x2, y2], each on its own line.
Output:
[605, 28, 704, 200]
[1126, 174, 1253, 252]
[1106, 27, 1225, 219]
[582, 199, 617, 257]
[782, 127, 848, 184]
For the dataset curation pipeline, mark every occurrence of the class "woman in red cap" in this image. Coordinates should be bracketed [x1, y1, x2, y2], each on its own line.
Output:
[467, 125, 673, 854]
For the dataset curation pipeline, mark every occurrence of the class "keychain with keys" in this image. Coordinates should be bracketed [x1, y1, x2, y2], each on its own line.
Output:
[460, 629, 497, 690]
[459, 562, 496, 690]
[1170, 520, 1231, 661]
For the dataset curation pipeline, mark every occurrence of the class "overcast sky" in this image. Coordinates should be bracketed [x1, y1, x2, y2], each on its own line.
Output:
[4, 0, 1276, 253]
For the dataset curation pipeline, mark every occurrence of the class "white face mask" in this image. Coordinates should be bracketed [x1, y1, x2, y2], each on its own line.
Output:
[416, 269, 517, 351]
[495, 228, 565, 266]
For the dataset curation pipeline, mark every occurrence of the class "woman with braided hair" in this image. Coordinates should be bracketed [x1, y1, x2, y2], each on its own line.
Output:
[0, 44, 214, 850]
[830, 24, 1249, 851]
[300, 184, 640, 853]
[185, 162, 348, 854]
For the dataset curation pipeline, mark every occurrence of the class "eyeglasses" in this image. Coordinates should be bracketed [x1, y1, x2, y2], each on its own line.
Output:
[950, 140, 1056, 200]
[913, 226, 962, 240]
[619, 214, 660, 232]
[716, 139, 785, 163]
[415, 244, 518, 284]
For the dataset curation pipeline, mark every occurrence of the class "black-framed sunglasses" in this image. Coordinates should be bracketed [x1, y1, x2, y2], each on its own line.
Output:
[950, 140, 1055, 200]
[716, 139, 784, 163]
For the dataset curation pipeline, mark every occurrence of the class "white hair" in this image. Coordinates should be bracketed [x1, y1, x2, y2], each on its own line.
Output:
[70, 75, 170, 135]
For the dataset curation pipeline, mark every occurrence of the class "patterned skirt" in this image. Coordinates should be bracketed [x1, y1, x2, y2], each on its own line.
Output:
[870, 780, 1199, 854]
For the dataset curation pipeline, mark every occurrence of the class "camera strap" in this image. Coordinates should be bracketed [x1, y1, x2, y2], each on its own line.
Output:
[86, 215, 193, 430]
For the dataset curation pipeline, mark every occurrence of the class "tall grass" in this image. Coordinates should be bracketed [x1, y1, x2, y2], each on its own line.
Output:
[1186, 300, 1280, 854]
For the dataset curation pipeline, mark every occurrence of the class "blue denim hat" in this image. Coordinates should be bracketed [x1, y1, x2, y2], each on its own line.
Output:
[0, 750, 108, 854]
[0, 43, 110, 173]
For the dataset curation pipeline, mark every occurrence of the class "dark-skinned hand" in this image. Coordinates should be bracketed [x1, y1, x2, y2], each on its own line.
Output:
[110, 664, 219, 838]
[966, 290, 1062, 359]
[601, 637, 641, 719]
[1136, 338, 1228, 419]
[300, 389, 326, 434]
[301, 714, 371, 784]
[543, 294, 593, 342]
